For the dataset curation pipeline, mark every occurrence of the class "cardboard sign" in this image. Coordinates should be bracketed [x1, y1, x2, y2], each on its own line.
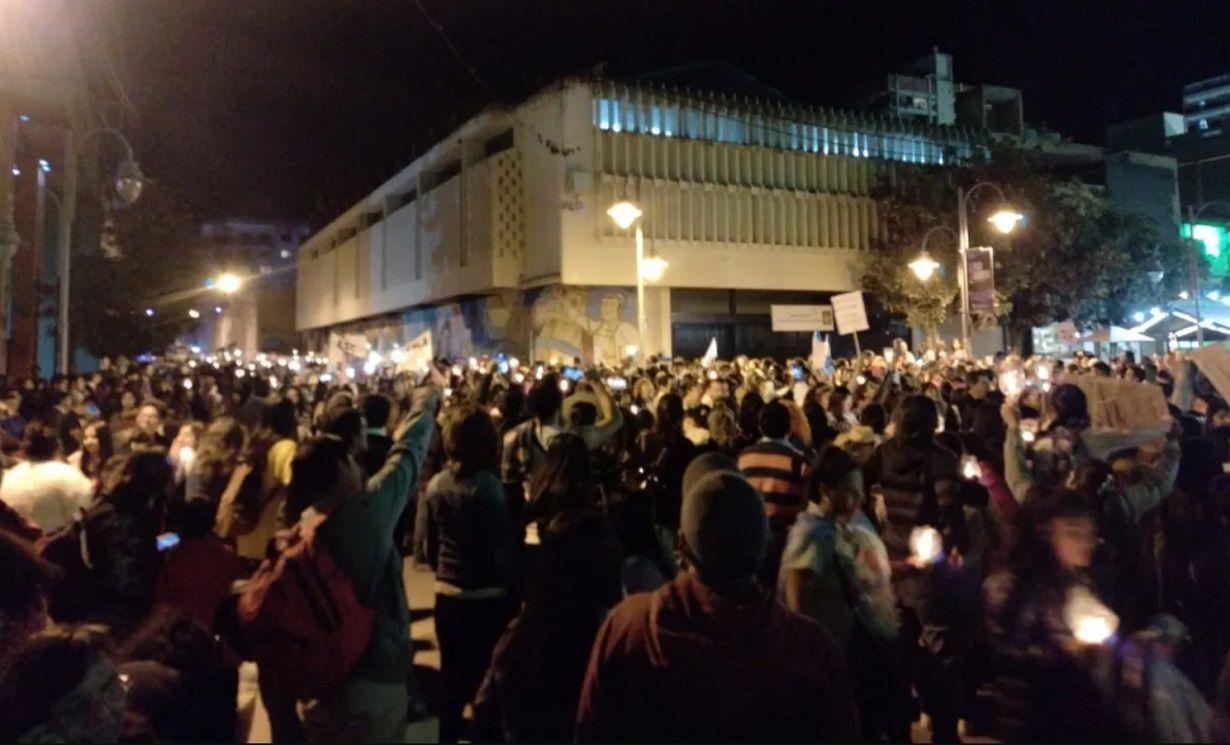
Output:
[1191, 345, 1230, 402]
[830, 292, 870, 335]
[770, 304, 835, 332]
[1074, 377, 1171, 432]
[397, 329, 434, 372]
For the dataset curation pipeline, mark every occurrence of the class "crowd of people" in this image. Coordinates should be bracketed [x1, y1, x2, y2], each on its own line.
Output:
[1, 343, 1229, 742]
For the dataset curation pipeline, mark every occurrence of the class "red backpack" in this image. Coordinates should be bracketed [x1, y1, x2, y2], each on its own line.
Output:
[237, 510, 374, 699]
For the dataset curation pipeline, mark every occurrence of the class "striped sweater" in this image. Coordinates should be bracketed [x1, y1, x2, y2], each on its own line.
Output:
[738, 440, 812, 523]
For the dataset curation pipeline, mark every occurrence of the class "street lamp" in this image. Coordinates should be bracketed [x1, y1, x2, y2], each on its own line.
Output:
[607, 199, 668, 361]
[52, 126, 145, 374]
[912, 225, 958, 282]
[954, 182, 1023, 352]
[216, 272, 242, 294]
[909, 251, 941, 281]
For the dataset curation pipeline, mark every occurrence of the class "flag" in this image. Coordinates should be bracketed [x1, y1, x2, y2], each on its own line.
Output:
[810, 332, 832, 374]
[702, 338, 718, 368]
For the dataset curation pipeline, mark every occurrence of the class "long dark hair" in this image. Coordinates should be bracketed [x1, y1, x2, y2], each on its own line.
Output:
[79, 422, 115, 478]
[737, 391, 764, 441]
[525, 433, 593, 524]
[893, 394, 938, 443]
[654, 393, 685, 438]
[1046, 384, 1090, 434]
[443, 405, 499, 478]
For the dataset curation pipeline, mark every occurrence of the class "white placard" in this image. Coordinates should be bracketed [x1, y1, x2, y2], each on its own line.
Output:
[398, 329, 434, 372]
[830, 291, 869, 335]
[1057, 320, 1079, 345]
[771, 304, 835, 332]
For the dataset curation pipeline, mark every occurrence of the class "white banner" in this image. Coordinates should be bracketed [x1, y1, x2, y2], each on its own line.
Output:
[771, 304, 835, 332]
[397, 329, 434, 372]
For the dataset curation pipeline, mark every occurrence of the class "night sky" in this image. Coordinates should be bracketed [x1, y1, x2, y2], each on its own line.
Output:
[100, 0, 1230, 224]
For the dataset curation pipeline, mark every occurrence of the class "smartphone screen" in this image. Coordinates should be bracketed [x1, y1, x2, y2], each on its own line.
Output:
[563, 366, 584, 381]
[156, 532, 180, 552]
[792, 365, 804, 381]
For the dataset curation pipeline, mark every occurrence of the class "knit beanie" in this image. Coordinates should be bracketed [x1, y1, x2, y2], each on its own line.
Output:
[680, 471, 767, 583]
[682, 451, 739, 497]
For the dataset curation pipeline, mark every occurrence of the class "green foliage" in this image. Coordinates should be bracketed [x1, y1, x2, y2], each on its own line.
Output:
[71, 190, 209, 357]
[866, 144, 1200, 344]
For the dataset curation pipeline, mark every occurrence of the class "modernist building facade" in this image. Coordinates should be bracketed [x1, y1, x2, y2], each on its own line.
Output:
[296, 73, 998, 363]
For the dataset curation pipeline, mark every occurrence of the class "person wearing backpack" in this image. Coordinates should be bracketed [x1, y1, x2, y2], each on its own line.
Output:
[286, 369, 442, 743]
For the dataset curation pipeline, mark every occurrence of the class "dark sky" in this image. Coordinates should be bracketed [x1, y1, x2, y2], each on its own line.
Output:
[100, 0, 1230, 225]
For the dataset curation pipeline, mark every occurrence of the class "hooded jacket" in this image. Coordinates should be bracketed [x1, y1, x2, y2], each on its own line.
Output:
[575, 572, 859, 742]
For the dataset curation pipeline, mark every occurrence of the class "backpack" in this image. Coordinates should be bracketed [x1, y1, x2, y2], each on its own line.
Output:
[236, 509, 374, 699]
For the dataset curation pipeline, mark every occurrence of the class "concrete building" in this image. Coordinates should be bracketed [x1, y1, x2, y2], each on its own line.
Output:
[854, 48, 1024, 136]
[296, 71, 994, 362]
[185, 218, 309, 355]
[1184, 72, 1230, 136]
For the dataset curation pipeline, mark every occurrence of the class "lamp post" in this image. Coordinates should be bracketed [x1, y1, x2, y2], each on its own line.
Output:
[608, 199, 667, 362]
[54, 126, 145, 373]
[955, 182, 1023, 353]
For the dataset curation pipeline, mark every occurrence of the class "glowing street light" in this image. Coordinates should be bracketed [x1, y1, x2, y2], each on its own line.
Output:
[606, 200, 643, 230]
[640, 255, 669, 282]
[188, 309, 200, 319]
[216, 273, 242, 294]
[987, 209, 1025, 234]
[909, 250, 941, 281]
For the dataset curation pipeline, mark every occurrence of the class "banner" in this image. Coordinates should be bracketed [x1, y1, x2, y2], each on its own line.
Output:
[966, 247, 996, 315]
[397, 329, 434, 372]
[830, 291, 870, 335]
[771, 305, 835, 332]
[702, 338, 718, 368]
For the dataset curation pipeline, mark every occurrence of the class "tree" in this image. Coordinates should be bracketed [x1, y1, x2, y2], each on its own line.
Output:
[71, 189, 210, 357]
[865, 144, 1202, 350]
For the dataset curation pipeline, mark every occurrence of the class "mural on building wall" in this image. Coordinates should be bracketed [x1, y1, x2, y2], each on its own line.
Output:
[527, 286, 638, 364]
[326, 285, 639, 365]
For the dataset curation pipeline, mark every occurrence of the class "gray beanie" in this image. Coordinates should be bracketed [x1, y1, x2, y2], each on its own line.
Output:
[682, 451, 739, 497]
[680, 471, 767, 583]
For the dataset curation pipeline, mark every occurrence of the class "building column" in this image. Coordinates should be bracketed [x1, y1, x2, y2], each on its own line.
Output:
[9, 149, 46, 378]
[0, 102, 17, 373]
[642, 285, 672, 359]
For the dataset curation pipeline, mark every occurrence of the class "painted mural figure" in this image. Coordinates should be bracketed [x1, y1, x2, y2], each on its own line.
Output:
[590, 293, 639, 364]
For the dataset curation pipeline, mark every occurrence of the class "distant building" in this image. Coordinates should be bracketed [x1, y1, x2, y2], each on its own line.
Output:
[1184, 72, 1230, 137]
[188, 218, 310, 354]
[295, 65, 996, 362]
[853, 48, 1024, 136]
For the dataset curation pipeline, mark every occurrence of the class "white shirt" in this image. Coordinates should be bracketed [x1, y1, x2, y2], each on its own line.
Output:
[0, 460, 94, 532]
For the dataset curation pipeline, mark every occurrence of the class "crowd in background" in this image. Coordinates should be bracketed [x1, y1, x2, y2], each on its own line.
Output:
[1, 343, 1229, 742]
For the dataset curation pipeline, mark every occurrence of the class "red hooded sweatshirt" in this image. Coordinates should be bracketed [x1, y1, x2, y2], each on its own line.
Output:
[576, 571, 859, 742]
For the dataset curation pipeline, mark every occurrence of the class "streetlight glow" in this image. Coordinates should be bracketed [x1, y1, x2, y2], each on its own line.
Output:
[607, 200, 642, 230]
[987, 209, 1025, 234]
[909, 250, 941, 281]
[216, 273, 242, 294]
[640, 255, 669, 282]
